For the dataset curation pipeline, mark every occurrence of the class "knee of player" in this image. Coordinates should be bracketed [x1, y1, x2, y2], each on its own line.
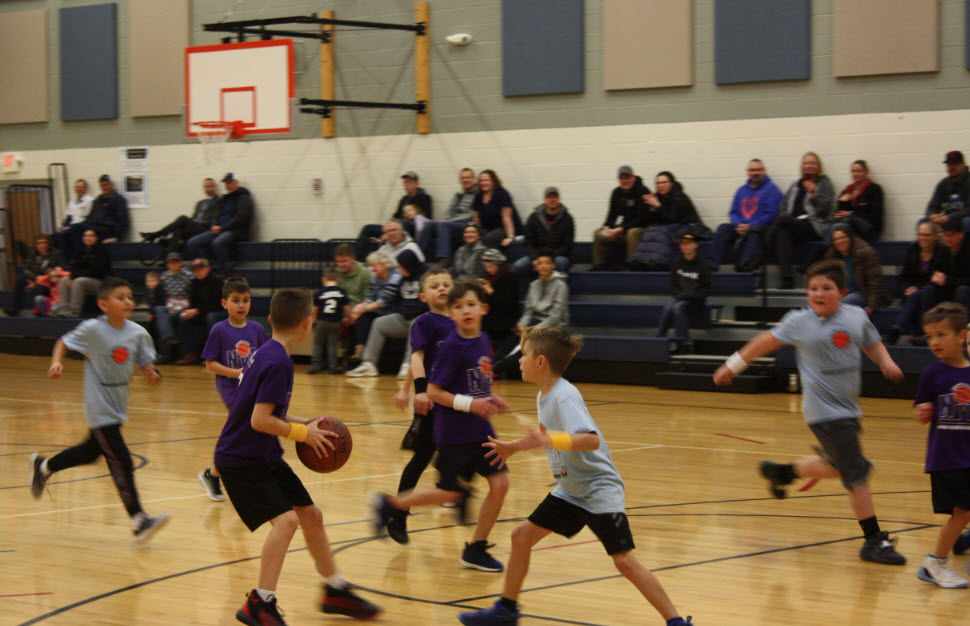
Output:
[509, 522, 534, 548]
[953, 507, 970, 523]
[610, 550, 637, 575]
[297, 504, 324, 528]
[271, 510, 301, 533]
[487, 472, 510, 495]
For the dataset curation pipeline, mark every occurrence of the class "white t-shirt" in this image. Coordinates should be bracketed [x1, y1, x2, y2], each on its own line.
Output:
[65, 194, 94, 226]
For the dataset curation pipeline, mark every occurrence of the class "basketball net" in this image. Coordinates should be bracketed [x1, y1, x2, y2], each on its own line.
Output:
[195, 121, 243, 168]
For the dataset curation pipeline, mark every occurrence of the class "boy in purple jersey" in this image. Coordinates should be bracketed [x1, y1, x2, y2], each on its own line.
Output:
[217, 288, 379, 625]
[374, 280, 511, 572]
[197, 277, 268, 502]
[388, 268, 454, 543]
[913, 303, 970, 588]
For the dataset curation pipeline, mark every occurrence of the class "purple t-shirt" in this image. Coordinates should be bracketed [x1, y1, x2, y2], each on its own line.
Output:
[214, 339, 293, 469]
[410, 311, 453, 373]
[914, 361, 970, 472]
[429, 330, 496, 446]
[201, 319, 269, 407]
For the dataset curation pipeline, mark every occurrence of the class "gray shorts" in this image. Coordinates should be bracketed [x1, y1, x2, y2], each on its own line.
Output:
[808, 418, 872, 490]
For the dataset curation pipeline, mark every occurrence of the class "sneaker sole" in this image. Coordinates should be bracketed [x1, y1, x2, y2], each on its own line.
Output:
[28, 452, 46, 500]
[860, 552, 906, 565]
[135, 514, 171, 542]
[916, 566, 968, 588]
[322, 601, 380, 620]
[235, 610, 260, 626]
[460, 557, 504, 572]
[197, 472, 226, 502]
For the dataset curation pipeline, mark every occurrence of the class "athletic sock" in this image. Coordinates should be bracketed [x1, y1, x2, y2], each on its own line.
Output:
[498, 596, 518, 612]
[859, 516, 881, 539]
[255, 588, 275, 602]
[40, 458, 51, 477]
[131, 511, 148, 529]
[327, 573, 347, 590]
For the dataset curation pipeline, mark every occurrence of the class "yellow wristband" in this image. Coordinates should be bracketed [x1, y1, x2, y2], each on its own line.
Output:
[285, 422, 308, 442]
[548, 431, 573, 451]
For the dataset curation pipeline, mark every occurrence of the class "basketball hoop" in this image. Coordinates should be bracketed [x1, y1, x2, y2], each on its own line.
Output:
[195, 121, 243, 167]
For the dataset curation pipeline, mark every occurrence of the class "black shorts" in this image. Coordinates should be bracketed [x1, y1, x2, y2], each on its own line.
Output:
[930, 468, 970, 514]
[218, 460, 313, 531]
[528, 494, 635, 555]
[808, 418, 872, 490]
[435, 441, 506, 492]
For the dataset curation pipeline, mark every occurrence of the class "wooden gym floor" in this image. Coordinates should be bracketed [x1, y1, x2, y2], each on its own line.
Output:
[0, 354, 961, 625]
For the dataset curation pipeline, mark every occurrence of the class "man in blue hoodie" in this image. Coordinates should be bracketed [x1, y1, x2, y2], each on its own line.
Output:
[710, 159, 782, 271]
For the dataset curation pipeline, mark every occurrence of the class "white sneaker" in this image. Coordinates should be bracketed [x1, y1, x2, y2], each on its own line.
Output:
[397, 363, 410, 379]
[917, 554, 969, 588]
[346, 362, 378, 377]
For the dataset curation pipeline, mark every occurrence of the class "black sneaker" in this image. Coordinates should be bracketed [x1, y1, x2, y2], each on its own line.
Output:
[307, 364, 324, 375]
[237, 590, 287, 625]
[759, 461, 793, 499]
[198, 467, 226, 502]
[28, 452, 49, 499]
[133, 513, 171, 542]
[460, 540, 504, 572]
[882, 325, 902, 346]
[386, 508, 409, 544]
[371, 493, 394, 537]
[321, 584, 380, 620]
[953, 529, 970, 555]
[859, 531, 906, 565]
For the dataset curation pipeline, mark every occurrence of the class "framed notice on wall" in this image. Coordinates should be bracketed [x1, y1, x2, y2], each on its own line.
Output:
[120, 147, 149, 208]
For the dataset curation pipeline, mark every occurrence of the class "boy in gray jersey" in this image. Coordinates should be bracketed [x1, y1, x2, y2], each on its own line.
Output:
[459, 326, 693, 626]
[28, 277, 170, 542]
[714, 259, 906, 565]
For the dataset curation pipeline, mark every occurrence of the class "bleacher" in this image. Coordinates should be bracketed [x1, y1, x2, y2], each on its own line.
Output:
[0, 238, 933, 397]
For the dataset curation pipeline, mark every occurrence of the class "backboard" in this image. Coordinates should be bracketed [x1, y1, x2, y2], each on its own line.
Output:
[185, 39, 294, 137]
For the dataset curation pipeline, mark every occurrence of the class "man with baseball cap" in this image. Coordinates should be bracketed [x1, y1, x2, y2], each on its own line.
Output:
[61, 174, 130, 263]
[355, 171, 434, 257]
[185, 173, 255, 274]
[177, 258, 224, 365]
[592, 166, 651, 270]
[925, 151, 970, 227]
[514, 186, 575, 281]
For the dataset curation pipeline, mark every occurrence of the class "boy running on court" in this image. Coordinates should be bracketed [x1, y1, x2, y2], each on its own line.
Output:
[198, 277, 268, 501]
[217, 288, 379, 624]
[913, 303, 970, 588]
[459, 326, 693, 626]
[714, 259, 906, 565]
[388, 267, 454, 543]
[29, 277, 170, 542]
[374, 280, 510, 572]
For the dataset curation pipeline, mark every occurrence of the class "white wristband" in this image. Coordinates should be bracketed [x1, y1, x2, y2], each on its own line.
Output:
[725, 351, 748, 375]
[453, 394, 474, 412]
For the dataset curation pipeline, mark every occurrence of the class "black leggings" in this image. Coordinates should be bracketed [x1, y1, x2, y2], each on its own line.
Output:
[397, 411, 436, 494]
[47, 424, 143, 517]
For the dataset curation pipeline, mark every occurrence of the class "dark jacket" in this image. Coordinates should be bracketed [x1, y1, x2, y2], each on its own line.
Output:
[780, 175, 835, 237]
[670, 253, 712, 303]
[86, 191, 130, 240]
[210, 187, 254, 240]
[70, 243, 112, 280]
[189, 272, 224, 316]
[898, 241, 947, 293]
[939, 236, 970, 290]
[650, 182, 701, 226]
[604, 176, 651, 232]
[823, 237, 891, 310]
[837, 181, 884, 240]
[191, 196, 220, 224]
[926, 172, 970, 218]
[393, 188, 434, 220]
[390, 266, 429, 320]
[146, 284, 166, 309]
[524, 204, 575, 259]
[482, 271, 520, 343]
[23, 250, 64, 279]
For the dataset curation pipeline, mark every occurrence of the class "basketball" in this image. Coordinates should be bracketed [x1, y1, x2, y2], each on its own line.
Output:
[295, 416, 352, 473]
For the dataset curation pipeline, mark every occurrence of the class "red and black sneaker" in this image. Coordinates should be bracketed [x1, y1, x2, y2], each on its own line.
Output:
[236, 590, 287, 626]
[321, 584, 381, 620]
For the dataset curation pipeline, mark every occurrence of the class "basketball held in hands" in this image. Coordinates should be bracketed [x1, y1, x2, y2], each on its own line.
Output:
[296, 416, 352, 473]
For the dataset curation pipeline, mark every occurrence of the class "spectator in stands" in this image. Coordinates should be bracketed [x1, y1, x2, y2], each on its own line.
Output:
[823, 225, 890, 315]
[139, 178, 220, 248]
[656, 233, 712, 354]
[54, 229, 112, 318]
[627, 171, 708, 271]
[176, 258, 225, 365]
[377, 219, 424, 263]
[592, 165, 651, 271]
[912, 215, 970, 345]
[925, 151, 970, 227]
[60, 179, 93, 232]
[62, 175, 130, 262]
[710, 159, 782, 271]
[513, 186, 575, 281]
[516, 248, 570, 333]
[144, 271, 165, 346]
[153, 252, 194, 362]
[479, 248, 520, 355]
[346, 250, 428, 378]
[883, 222, 946, 345]
[334, 244, 372, 309]
[452, 223, 488, 279]
[473, 169, 523, 249]
[419, 168, 477, 262]
[33, 266, 69, 318]
[765, 152, 835, 289]
[643, 171, 701, 226]
[833, 160, 883, 243]
[401, 203, 430, 242]
[185, 173, 254, 274]
[345, 251, 401, 367]
[5, 234, 64, 317]
[356, 171, 433, 255]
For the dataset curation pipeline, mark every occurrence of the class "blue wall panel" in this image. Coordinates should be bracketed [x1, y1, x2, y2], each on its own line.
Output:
[502, 0, 584, 96]
[714, 0, 811, 84]
[60, 3, 118, 120]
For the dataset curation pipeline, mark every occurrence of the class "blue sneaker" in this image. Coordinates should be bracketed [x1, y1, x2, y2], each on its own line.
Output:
[458, 599, 519, 625]
[952, 529, 970, 555]
[370, 493, 392, 537]
[460, 540, 504, 572]
[669, 616, 694, 626]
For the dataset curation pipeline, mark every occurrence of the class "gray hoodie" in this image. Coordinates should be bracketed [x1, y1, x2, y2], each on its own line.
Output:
[518, 271, 569, 328]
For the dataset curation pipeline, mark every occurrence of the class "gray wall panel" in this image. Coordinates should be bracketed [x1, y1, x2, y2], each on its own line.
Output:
[502, 0, 584, 96]
[60, 3, 118, 121]
[714, 0, 811, 84]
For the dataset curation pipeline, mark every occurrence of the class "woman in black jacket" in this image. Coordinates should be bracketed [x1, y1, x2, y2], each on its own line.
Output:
[643, 171, 700, 225]
[479, 249, 520, 354]
[833, 160, 883, 243]
[55, 229, 112, 318]
[884, 221, 946, 344]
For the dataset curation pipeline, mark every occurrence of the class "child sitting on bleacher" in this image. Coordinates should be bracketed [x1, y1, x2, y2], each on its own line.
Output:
[35, 267, 70, 317]
[656, 233, 711, 354]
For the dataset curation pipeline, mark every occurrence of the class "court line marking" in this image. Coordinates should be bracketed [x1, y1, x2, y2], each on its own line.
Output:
[1, 592, 52, 598]
[715, 432, 765, 444]
[532, 539, 600, 552]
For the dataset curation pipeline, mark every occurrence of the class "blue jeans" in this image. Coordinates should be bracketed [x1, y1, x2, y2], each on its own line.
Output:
[418, 220, 468, 261]
[154, 306, 182, 341]
[893, 287, 927, 334]
[842, 292, 867, 308]
[656, 298, 703, 346]
[710, 222, 766, 268]
[186, 230, 239, 273]
[511, 255, 570, 283]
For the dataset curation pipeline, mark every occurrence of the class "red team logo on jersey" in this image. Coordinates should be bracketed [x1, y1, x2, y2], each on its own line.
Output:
[953, 383, 970, 404]
[111, 346, 129, 364]
[832, 331, 850, 349]
[478, 356, 494, 378]
[235, 341, 251, 357]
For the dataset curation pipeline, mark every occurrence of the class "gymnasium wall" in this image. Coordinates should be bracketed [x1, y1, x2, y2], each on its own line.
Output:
[1, 0, 970, 243]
